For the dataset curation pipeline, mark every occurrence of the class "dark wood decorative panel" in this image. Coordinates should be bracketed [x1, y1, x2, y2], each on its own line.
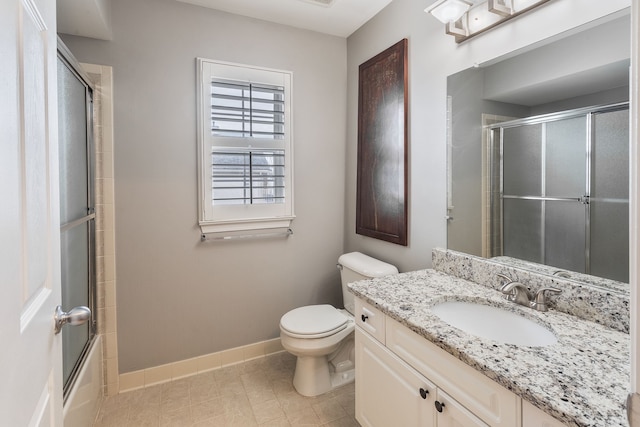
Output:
[356, 39, 408, 246]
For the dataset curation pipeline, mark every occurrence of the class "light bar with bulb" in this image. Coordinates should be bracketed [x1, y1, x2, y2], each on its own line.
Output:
[425, 0, 553, 43]
[424, 0, 472, 24]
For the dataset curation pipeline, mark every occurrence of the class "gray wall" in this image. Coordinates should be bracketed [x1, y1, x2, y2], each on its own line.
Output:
[61, 0, 630, 373]
[345, 0, 629, 273]
[447, 67, 530, 257]
[61, 0, 348, 373]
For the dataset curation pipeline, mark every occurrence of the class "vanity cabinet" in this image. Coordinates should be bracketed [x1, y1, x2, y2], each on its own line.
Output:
[355, 328, 436, 426]
[354, 297, 521, 427]
[522, 401, 567, 427]
[356, 328, 491, 426]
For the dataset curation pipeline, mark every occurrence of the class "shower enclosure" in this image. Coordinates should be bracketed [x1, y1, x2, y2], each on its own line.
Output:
[57, 44, 97, 398]
[489, 103, 629, 282]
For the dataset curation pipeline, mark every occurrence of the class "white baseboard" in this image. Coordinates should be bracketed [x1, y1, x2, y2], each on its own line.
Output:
[118, 337, 284, 392]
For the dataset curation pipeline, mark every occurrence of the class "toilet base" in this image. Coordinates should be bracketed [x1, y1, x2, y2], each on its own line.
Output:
[292, 355, 355, 397]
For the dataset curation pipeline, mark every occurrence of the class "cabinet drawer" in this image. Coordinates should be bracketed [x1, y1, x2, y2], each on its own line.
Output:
[522, 400, 568, 427]
[386, 317, 519, 427]
[355, 298, 386, 344]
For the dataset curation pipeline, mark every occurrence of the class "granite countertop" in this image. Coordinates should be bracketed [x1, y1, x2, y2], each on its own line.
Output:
[348, 269, 630, 427]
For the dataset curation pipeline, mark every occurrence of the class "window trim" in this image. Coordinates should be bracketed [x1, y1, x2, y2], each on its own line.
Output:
[196, 58, 295, 236]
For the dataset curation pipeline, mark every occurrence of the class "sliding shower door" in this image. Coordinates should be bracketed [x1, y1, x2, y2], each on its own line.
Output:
[492, 103, 628, 282]
[543, 116, 588, 272]
[590, 108, 629, 281]
[58, 48, 96, 397]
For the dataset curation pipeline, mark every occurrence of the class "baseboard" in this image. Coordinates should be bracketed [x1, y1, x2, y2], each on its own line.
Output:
[118, 337, 284, 392]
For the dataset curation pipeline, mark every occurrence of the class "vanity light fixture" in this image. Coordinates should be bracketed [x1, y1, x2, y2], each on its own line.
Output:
[425, 0, 552, 43]
[425, 0, 472, 24]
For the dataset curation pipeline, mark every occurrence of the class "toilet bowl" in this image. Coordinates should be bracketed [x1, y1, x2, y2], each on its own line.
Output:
[279, 252, 398, 397]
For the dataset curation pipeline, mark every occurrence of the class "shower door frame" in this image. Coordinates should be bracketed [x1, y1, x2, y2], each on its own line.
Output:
[489, 101, 629, 273]
[57, 41, 98, 400]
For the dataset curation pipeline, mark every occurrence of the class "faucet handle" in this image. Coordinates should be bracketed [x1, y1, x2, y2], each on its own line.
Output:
[531, 287, 562, 312]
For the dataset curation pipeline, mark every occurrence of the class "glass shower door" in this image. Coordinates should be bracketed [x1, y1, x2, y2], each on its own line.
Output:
[57, 52, 96, 397]
[495, 103, 629, 282]
[502, 123, 544, 263]
[543, 116, 588, 273]
[501, 116, 587, 270]
[590, 108, 629, 282]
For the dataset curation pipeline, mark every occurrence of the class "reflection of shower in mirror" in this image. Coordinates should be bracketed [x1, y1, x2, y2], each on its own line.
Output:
[488, 103, 629, 283]
[447, 14, 630, 286]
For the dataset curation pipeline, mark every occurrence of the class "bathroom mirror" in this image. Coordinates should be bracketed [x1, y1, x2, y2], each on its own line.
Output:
[446, 13, 631, 292]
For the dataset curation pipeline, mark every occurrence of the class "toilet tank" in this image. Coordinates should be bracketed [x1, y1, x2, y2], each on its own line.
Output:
[338, 252, 398, 314]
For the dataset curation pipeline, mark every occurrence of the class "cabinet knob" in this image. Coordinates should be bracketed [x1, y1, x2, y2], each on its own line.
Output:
[419, 388, 429, 399]
[435, 401, 445, 413]
[361, 314, 368, 322]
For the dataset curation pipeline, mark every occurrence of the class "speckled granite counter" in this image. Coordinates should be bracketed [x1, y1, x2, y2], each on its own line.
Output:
[490, 255, 628, 295]
[348, 269, 630, 427]
[432, 248, 630, 333]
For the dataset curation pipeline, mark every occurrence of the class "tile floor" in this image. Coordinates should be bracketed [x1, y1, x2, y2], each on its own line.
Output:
[93, 352, 360, 426]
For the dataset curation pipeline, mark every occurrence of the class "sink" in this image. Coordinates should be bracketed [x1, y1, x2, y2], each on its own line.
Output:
[430, 301, 557, 346]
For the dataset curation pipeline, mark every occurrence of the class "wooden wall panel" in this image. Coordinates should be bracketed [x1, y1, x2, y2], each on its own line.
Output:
[356, 39, 408, 246]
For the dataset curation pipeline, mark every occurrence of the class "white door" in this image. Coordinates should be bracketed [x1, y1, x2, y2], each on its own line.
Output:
[0, 0, 63, 425]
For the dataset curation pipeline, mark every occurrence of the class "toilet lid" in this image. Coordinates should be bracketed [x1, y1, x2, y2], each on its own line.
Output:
[280, 305, 349, 338]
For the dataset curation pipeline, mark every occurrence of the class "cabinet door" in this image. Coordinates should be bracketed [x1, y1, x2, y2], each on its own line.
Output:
[522, 400, 568, 427]
[355, 328, 436, 427]
[386, 317, 519, 426]
[435, 390, 490, 427]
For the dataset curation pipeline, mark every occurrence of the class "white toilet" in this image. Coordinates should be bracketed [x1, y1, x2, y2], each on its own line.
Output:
[279, 252, 398, 397]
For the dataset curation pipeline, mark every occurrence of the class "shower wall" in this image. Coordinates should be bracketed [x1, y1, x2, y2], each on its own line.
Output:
[82, 63, 119, 396]
[64, 62, 118, 427]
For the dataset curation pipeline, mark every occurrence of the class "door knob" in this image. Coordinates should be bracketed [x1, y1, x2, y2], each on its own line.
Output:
[54, 305, 91, 334]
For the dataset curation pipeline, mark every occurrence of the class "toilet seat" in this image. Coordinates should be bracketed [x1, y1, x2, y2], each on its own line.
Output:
[280, 305, 349, 339]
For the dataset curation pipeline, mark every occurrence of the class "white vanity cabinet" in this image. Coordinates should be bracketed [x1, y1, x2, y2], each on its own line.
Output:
[356, 328, 491, 426]
[522, 401, 568, 427]
[354, 297, 521, 427]
[355, 328, 437, 426]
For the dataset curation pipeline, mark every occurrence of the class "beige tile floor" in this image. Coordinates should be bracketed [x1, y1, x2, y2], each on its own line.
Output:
[94, 352, 360, 426]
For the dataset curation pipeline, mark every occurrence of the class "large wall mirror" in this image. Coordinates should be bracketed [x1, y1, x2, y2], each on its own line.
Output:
[447, 12, 631, 292]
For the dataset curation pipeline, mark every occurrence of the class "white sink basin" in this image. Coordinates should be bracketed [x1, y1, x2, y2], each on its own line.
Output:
[430, 301, 557, 347]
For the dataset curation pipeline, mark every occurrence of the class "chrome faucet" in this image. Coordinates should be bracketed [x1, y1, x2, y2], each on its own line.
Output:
[499, 279, 532, 307]
[530, 287, 562, 312]
[552, 269, 571, 279]
[497, 273, 561, 311]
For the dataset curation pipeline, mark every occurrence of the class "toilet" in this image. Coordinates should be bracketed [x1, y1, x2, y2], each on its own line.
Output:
[279, 252, 398, 397]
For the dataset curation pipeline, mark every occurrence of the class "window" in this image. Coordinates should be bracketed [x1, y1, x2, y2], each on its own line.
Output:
[197, 59, 294, 235]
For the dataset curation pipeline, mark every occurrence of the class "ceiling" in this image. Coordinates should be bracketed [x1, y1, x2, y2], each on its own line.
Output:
[175, 0, 394, 37]
[486, 61, 630, 107]
[57, 0, 395, 40]
[58, 0, 113, 40]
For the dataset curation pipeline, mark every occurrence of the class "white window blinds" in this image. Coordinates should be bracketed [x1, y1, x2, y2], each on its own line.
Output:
[211, 80, 285, 139]
[197, 59, 294, 235]
[211, 150, 285, 205]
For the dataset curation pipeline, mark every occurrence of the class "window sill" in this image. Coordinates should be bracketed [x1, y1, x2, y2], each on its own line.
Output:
[199, 216, 295, 238]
